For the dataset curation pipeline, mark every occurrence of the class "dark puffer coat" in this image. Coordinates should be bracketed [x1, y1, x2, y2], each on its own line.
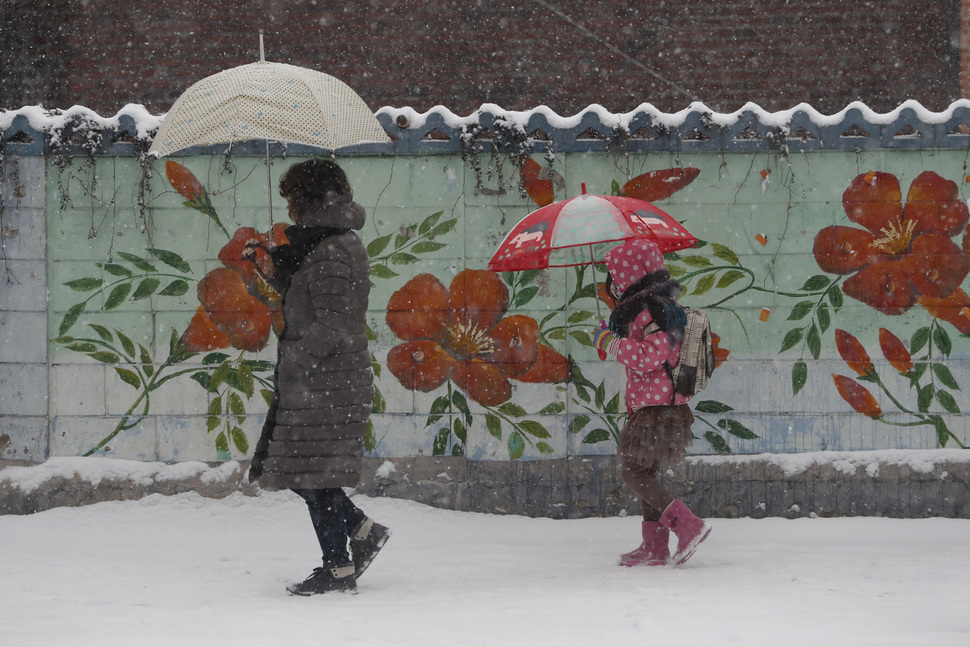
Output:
[250, 193, 373, 490]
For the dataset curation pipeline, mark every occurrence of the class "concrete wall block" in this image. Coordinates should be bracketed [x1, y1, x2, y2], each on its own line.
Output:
[1, 205, 46, 261]
[0, 362, 48, 416]
[0, 312, 47, 363]
[156, 415, 259, 463]
[361, 455, 470, 489]
[875, 478, 904, 518]
[567, 455, 629, 517]
[912, 479, 945, 517]
[0, 416, 47, 461]
[50, 415, 157, 461]
[396, 480, 463, 511]
[1, 157, 45, 212]
[941, 478, 970, 517]
[465, 480, 515, 515]
[940, 461, 970, 483]
[788, 477, 814, 516]
[0, 260, 47, 311]
[846, 475, 876, 516]
[49, 363, 106, 417]
[744, 474, 770, 519]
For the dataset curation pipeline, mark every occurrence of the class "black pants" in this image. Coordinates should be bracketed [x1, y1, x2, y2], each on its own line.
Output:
[292, 488, 367, 564]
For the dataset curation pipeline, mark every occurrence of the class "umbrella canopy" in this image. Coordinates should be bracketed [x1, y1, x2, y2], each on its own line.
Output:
[148, 60, 390, 157]
[488, 192, 696, 273]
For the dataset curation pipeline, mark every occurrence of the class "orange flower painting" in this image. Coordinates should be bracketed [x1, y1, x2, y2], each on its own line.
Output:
[918, 287, 970, 335]
[180, 225, 289, 353]
[813, 171, 969, 315]
[386, 269, 568, 407]
[878, 327, 913, 375]
[832, 374, 882, 418]
[165, 161, 230, 237]
[621, 167, 700, 202]
[834, 329, 873, 377]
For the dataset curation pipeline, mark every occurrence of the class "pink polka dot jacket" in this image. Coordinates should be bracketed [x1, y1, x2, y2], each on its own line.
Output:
[613, 309, 689, 413]
[603, 237, 689, 413]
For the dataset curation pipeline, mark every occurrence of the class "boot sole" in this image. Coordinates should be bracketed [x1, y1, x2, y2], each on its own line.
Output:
[619, 557, 667, 567]
[672, 524, 711, 566]
[286, 582, 358, 596]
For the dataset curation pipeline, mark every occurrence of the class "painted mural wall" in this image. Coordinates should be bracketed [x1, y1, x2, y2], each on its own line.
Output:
[4, 104, 970, 464]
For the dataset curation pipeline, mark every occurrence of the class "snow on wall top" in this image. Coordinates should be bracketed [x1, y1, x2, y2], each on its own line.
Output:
[3, 100, 970, 155]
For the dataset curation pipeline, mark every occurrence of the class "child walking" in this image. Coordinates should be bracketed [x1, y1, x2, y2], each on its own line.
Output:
[593, 238, 711, 566]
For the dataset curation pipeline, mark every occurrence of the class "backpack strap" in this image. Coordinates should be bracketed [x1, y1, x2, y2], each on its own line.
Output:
[642, 321, 677, 405]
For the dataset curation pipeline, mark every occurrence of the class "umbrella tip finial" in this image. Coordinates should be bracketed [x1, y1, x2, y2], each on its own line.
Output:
[258, 31, 265, 62]
[581, 182, 587, 195]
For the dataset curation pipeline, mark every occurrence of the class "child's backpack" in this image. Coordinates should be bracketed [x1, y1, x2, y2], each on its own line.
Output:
[645, 307, 716, 401]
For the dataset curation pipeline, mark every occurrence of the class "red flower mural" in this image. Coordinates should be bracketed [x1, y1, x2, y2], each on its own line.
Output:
[710, 332, 730, 370]
[832, 374, 882, 418]
[621, 168, 700, 202]
[191, 268, 273, 352]
[165, 161, 230, 237]
[519, 157, 556, 207]
[878, 327, 913, 375]
[835, 329, 873, 377]
[918, 288, 970, 335]
[813, 171, 970, 315]
[180, 225, 289, 353]
[218, 224, 289, 285]
[386, 269, 568, 406]
[166, 160, 205, 202]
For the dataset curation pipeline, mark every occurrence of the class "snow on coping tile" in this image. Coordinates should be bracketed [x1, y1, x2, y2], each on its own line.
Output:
[4, 99, 970, 154]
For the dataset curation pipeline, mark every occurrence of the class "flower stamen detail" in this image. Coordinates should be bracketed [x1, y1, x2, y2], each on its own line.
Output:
[871, 216, 916, 255]
[446, 319, 496, 359]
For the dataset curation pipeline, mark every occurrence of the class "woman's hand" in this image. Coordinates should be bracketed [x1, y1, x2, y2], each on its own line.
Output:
[243, 239, 277, 279]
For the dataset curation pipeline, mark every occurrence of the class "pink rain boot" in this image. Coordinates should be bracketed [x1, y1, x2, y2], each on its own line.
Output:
[659, 499, 711, 565]
[619, 521, 670, 567]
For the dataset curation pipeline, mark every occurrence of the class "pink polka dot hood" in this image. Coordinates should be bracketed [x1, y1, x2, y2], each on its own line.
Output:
[605, 238, 666, 293]
[605, 238, 689, 411]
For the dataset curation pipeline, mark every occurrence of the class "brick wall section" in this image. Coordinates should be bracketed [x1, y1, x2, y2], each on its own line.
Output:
[963, 0, 970, 97]
[0, 0, 963, 115]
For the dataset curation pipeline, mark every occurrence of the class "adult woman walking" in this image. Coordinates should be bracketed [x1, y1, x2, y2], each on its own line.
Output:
[248, 158, 390, 595]
[593, 238, 711, 567]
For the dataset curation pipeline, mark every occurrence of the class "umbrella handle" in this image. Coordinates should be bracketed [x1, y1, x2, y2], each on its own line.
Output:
[589, 244, 601, 320]
[590, 243, 608, 360]
[266, 139, 273, 227]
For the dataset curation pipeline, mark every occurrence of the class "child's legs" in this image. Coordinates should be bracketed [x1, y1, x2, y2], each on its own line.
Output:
[620, 457, 674, 522]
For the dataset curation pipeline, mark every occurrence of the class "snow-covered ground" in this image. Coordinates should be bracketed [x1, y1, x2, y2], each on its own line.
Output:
[2, 490, 968, 646]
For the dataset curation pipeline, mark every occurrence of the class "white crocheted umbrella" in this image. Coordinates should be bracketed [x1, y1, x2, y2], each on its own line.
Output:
[149, 39, 390, 224]
[149, 61, 389, 157]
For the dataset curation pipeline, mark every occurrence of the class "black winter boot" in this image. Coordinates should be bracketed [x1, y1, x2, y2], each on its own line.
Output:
[286, 562, 357, 596]
[350, 517, 391, 578]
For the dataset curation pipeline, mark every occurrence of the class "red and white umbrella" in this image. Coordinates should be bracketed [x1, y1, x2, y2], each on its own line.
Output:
[488, 187, 696, 273]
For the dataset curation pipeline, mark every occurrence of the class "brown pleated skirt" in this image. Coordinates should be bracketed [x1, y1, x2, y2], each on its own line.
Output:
[616, 404, 695, 471]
